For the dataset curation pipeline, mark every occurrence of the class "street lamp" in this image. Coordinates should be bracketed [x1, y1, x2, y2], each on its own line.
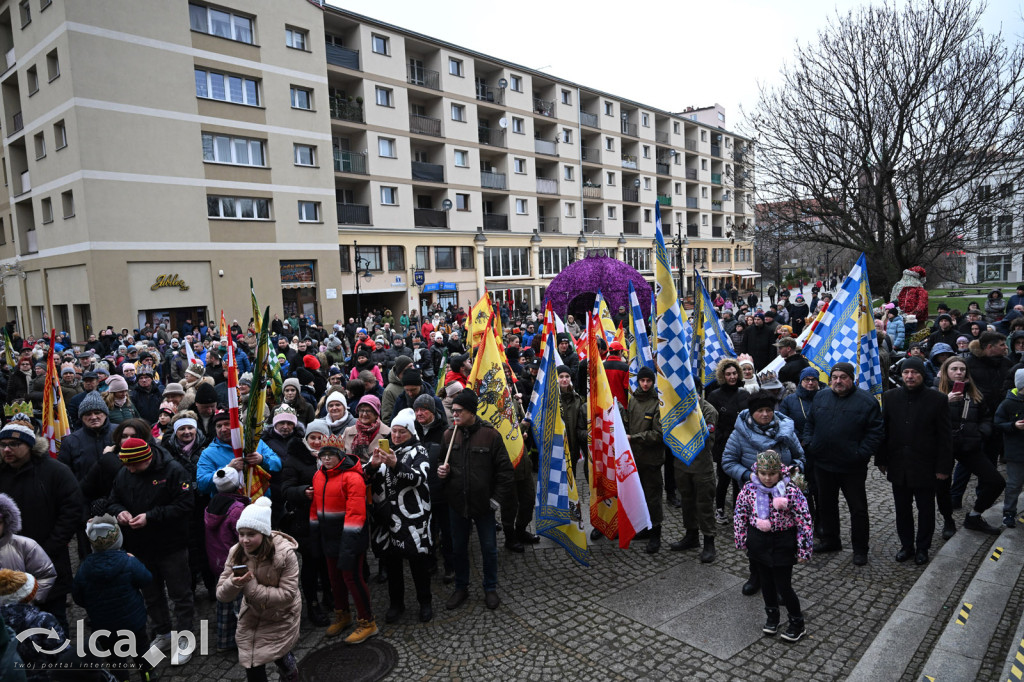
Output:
[352, 240, 373, 322]
[672, 221, 688, 298]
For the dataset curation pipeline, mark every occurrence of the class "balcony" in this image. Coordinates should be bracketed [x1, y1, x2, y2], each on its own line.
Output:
[583, 217, 603, 234]
[711, 200, 723, 211]
[333, 150, 367, 174]
[655, 131, 669, 144]
[407, 64, 440, 90]
[685, 139, 698, 152]
[24, 229, 36, 255]
[534, 139, 558, 156]
[656, 162, 670, 175]
[337, 203, 370, 225]
[410, 114, 442, 137]
[480, 170, 507, 190]
[657, 194, 671, 206]
[478, 126, 506, 148]
[711, 144, 721, 157]
[621, 187, 638, 202]
[329, 98, 363, 123]
[475, 84, 504, 104]
[621, 121, 638, 137]
[687, 223, 699, 237]
[621, 155, 637, 170]
[536, 178, 559, 195]
[11, 111, 22, 134]
[686, 168, 698, 180]
[414, 208, 448, 228]
[580, 111, 599, 128]
[4, 49, 14, 71]
[325, 44, 359, 70]
[712, 225, 723, 238]
[538, 216, 560, 233]
[411, 161, 444, 183]
[533, 97, 553, 117]
[711, 173, 722, 184]
[686, 197, 698, 209]
[733, 150, 745, 162]
[623, 220, 640, 235]
[734, 178, 745, 189]
[483, 213, 508, 231]
[18, 170, 29, 194]
[582, 184, 602, 199]
[581, 146, 601, 163]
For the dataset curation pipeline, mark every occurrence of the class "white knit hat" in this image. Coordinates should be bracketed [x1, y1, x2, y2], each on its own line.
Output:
[213, 466, 242, 493]
[390, 408, 417, 436]
[236, 497, 273, 536]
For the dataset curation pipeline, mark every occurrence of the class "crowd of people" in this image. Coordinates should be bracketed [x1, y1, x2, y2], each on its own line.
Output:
[1, 281, 1023, 677]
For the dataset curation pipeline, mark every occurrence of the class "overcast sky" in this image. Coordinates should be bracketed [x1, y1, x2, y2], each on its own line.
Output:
[328, 0, 1022, 133]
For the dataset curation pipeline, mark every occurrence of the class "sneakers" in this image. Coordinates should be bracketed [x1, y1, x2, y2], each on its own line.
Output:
[1004, 515, 1017, 529]
[963, 513, 1002, 535]
[763, 608, 780, 635]
[170, 635, 192, 666]
[780, 616, 805, 642]
[326, 609, 352, 637]
[715, 508, 729, 525]
[150, 633, 172, 653]
[445, 589, 468, 610]
[344, 619, 378, 644]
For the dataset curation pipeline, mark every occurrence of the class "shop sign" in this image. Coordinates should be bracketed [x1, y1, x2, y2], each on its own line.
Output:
[423, 282, 458, 293]
[280, 260, 316, 284]
[390, 275, 405, 288]
[151, 274, 190, 291]
[414, 270, 425, 286]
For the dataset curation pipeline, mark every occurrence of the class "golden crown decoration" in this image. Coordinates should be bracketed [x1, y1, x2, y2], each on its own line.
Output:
[3, 402, 32, 417]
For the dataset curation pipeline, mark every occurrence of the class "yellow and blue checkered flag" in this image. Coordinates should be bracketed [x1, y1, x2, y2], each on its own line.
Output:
[653, 202, 707, 464]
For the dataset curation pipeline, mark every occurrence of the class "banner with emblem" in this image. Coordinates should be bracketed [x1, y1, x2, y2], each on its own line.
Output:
[466, 312, 524, 469]
[42, 329, 70, 458]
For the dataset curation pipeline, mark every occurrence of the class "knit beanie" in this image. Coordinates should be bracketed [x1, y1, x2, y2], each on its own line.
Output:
[401, 368, 422, 387]
[118, 437, 152, 465]
[78, 391, 109, 417]
[637, 366, 656, 382]
[356, 394, 380, 416]
[391, 408, 417, 436]
[452, 388, 478, 414]
[747, 390, 776, 413]
[1015, 368, 1024, 393]
[0, 414, 35, 448]
[282, 377, 300, 392]
[236, 497, 273, 536]
[324, 390, 346, 407]
[799, 367, 819, 382]
[303, 355, 321, 371]
[305, 419, 330, 439]
[901, 357, 926, 377]
[413, 393, 435, 411]
[86, 514, 123, 551]
[0, 569, 37, 605]
[394, 355, 413, 375]
[213, 466, 242, 493]
[831, 362, 856, 380]
[296, 367, 315, 386]
[195, 382, 218, 405]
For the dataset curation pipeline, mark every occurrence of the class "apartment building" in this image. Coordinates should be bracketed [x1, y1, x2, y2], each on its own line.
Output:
[0, 0, 757, 338]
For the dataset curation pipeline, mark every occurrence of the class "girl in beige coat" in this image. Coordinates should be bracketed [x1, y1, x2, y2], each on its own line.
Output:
[216, 497, 301, 682]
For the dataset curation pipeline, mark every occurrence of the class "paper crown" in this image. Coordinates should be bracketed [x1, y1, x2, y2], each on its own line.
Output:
[3, 402, 31, 418]
[320, 434, 345, 451]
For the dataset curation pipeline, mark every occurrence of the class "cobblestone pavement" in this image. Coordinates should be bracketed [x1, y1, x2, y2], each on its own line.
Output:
[82, 466, 1014, 681]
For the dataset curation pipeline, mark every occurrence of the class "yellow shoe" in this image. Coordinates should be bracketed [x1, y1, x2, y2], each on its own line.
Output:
[344, 619, 378, 644]
[326, 609, 352, 637]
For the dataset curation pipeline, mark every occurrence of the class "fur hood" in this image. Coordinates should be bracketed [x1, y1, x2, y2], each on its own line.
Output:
[0, 493, 20, 547]
[715, 357, 742, 386]
[969, 339, 983, 358]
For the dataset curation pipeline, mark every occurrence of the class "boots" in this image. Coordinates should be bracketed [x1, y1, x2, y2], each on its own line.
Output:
[344, 618, 378, 644]
[669, 529, 699, 551]
[308, 600, 330, 627]
[645, 526, 661, 554]
[516, 527, 541, 544]
[326, 609, 352, 637]
[742, 567, 761, 596]
[762, 607, 780, 635]
[941, 515, 957, 540]
[780, 615, 805, 642]
[504, 525, 524, 553]
[699, 535, 716, 563]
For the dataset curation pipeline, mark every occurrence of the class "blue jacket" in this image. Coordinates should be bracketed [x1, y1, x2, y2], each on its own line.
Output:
[196, 438, 280, 496]
[776, 385, 818, 443]
[72, 549, 151, 631]
[887, 315, 906, 350]
[722, 410, 804, 484]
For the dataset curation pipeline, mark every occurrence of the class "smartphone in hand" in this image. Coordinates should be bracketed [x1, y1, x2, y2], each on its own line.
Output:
[952, 381, 965, 394]
[232, 564, 248, 577]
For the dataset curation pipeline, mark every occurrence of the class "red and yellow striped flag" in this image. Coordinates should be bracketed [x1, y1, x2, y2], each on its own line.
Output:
[42, 329, 71, 458]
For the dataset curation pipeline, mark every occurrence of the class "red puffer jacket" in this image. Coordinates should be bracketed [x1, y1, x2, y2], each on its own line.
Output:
[309, 453, 367, 569]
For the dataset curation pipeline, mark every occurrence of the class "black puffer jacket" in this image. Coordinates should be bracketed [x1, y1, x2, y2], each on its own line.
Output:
[802, 387, 884, 474]
[105, 449, 194, 557]
[58, 422, 115, 483]
[441, 419, 514, 518]
[967, 352, 1014, 419]
[708, 381, 750, 461]
[280, 438, 318, 539]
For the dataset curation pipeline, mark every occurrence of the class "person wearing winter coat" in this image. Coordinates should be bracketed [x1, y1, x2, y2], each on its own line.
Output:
[130, 366, 163, 425]
[391, 368, 446, 426]
[59, 392, 115, 485]
[280, 378, 316, 426]
[216, 498, 301, 681]
[196, 412, 281, 497]
[367, 409, 433, 624]
[0, 569, 64, 682]
[885, 308, 906, 352]
[261, 411, 304, 527]
[740, 315, 777, 370]
[342, 395, 391, 467]
[379, 357, 414, 425]
[985, 288, 1006, 323]
[103, 375, 141, 425]
[0, 495, 56, 604]
[321, 390, 357, 436]
[777, 367, 823, 528]
[4, 357, 32, 404]
[708, 359, 751, 524]
[204, 466, 249, 652]
[995, 369, 1024, 528]
[669, 398, 720, 563]
[626, 367, 666, 554]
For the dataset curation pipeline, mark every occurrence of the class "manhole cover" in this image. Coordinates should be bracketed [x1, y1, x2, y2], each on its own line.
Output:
[298, 639, 397, 682]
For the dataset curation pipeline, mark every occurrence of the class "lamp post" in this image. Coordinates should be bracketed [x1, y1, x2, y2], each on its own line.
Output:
[352, 240, 373, 323]
[672, 221, 688, 298]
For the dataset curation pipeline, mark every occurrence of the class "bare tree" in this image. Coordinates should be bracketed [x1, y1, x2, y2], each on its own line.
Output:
[746, 0, 1024, 297]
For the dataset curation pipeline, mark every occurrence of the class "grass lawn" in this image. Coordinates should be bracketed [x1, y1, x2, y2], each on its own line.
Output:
[928, 283, 1018, 316]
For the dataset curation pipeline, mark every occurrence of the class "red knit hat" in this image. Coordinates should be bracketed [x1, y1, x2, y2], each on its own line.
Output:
[303, 355, 321, 370]
[118, 437, 152, 465]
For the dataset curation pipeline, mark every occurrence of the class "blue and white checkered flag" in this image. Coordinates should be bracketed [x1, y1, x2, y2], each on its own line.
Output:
[694, 271, 735, 386]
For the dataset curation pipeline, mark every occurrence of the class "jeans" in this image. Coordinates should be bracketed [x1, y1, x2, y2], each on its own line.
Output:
[1003, 462, 1024, 517]
[450, 509, 498, 591]
[138, 548, 194, 637]
[815, 467, 869, 554]
[892, 483, 935, 551]
[431, 502, 455, 574]
[951, 429, 1002, 500]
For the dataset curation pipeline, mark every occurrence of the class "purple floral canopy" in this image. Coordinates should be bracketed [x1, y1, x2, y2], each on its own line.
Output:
[543, 252, 653, 322]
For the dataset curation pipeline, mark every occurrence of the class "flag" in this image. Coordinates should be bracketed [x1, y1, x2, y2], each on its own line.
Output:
[467, 294, 503, 350]
[250, 278, 261, 335]
[184, 338, 199, 366]
[693, 270, 736, 387]
[1, 328, 15, 369]
[466, 312, 525, 468]
[608, 393, 651, 548]
[587, 311, 618, 539]
[801, 253, 884, 399]
[593, 291, 616, 342]
[41, 329, 70, 459]
[531, 326, 589, 566]
[529, 303, 565, 423]
[219, 310, 228, 340]
[435, 348, 448, 396]
[627, 281, 654, 392]
[654, 202, 707, 464]
[242, 307, 273, 501]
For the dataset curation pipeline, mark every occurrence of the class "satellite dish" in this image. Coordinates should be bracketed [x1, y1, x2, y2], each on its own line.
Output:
[498, 78, 508, 89]
[442, 199, 453, 211]
[498, 118, 508, 129]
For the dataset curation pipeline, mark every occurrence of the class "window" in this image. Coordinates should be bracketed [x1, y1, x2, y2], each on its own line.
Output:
[380, 186, 398, 205]
[700, 130, 707, 142]
[33, 132, 44, 159]
[298, 201, 320, 222]
[454, 149, 469, 167]
[339, 245, 351, 271]
[290, 86, 312, 110]
[515, 198, 528, 215]
[718, 112, 725, 122]
[604, 101, 613, 116]
[378, 137, 396, 158]
[460, 246, 474, 269]
[1000, 182, 1014, 199]
[511, 117, 524, 134]
[642, 145, 650, 159]
[643, 177, 651, 190]
[483, 247, 530, 277]
[26, 66, 37, 95]
[40, 0, 50, 10]
[416, 246, 430, 269]
[293, 143, 316, 166]
[449, 58, 463, 77]
[207, 195, 271, 220]
[605, 137, 614, 151]
[451, 103, 466, 122]
[701, 187, 708, 198]
[509, 75, 522, 91]
[564, 166, 574, 181]
[375, 86, 393, 107]
[40, 197, 52, 224]
[513, 158, 526, 174]
[355, 245, 382, 271]
[285, 27, 307, 50]
[387, 245, 405, 271]
[643, 209, 651, 223]
[371, 34, 389, 55]
[606, 172, 615, 186]
[564, 202, 576, 218]
[999, 215, 1013, 240]
[195, 68, 259, 106]
[701, 158, 707, 170]
[455, 193, 469, 210]
[673, 121, 680, 134]
[57, 190, 73, 218]
[436, 246, 456, 269]
[625, 248, 652, 272]
[539, 247, 575, 276]
[562, 128, 572, 144]
[18, 0, 29, 27]
[977, 254, 1013, 282]
[53, 120, 66, 149]
[46, 49, 59, 81]
[561, 89, 571, 105]
[675, 182, 682, 194]
[641, 113, 649, 127]
[702, 214, 708, 226]
[607, 206, 616, 220]
[189, 4, 254, 43]
[202, 133, 265, 166]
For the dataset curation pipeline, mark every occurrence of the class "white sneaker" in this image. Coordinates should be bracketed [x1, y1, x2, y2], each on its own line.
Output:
[715, 508, 729, 525]
[171, 636, 192, 666]
[150, 633, 172, 653]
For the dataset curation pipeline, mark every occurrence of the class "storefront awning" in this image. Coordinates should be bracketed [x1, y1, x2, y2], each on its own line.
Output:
[728, 269, 761, 278]
[281, 281, 316, 289]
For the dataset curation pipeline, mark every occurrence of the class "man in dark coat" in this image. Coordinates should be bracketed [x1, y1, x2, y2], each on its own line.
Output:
[740, 314, 777, 370]
[626, 367, 664, 554]
[776, 338, 810, 386]
[557, 366, 587, 476]
[130, 366, 163, 425]
[877, 357, 952, 565]
[926, 314, 961, 352]
[414, 393, 453, 583]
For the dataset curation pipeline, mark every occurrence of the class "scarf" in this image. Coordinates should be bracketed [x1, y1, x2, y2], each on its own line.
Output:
[752, 478, 789, 531]
[746, 413, 780, 440]
[354, 419, 379, 452]
[113, 396, 127, 408]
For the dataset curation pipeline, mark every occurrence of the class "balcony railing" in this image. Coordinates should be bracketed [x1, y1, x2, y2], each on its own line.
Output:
[711, 144, 721, 157]
[655, 131, 669, 144]
[538, 216, 560, 233]
[686, 197, 698, 209]
[582, 185, 602, 199]
[475, 84, 504, 104]
[533, 97, 553, 117]
[478, 126, 506, 148]
[480, 170, 507, 190]
[583, 217, 603, 234]
[407, 63, 440, 90]
[337, 203, 370, 225]
[410, 114, 442, 137]
[4, 49, 14, 71]
[711, 200, 723, 210]
[621, 120, 638, 137]
[621, 187, 639, 202]
[18, 170, 29, 194]
[581, 146, 601, 162]
[11, 111, 22, 133]
[414, 208, 448, 228]
[685, 139, 698, 152]
[687, 223, 699, 237]
[333, 150, 367, 174]
[657, 194, 671, 206]
[623, 220, 640, 235]
[534, 139, 558, 156]
[733, 150, 745, 162]
[580, 111, 599, 128]
[325, 44, 359, 70]
[411, 161, 444, 183]
[686, 168, 698, 180]
[621, 155, 637, 170]
[712, 225, 723, 238]
[656, 162, 670, 175]
[711, 173, 722, 184]
[329, 98, 363, 123]
[536, 178, 559, 195]
[483, 213, 509, 231]
[24, 229, 36, 255]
